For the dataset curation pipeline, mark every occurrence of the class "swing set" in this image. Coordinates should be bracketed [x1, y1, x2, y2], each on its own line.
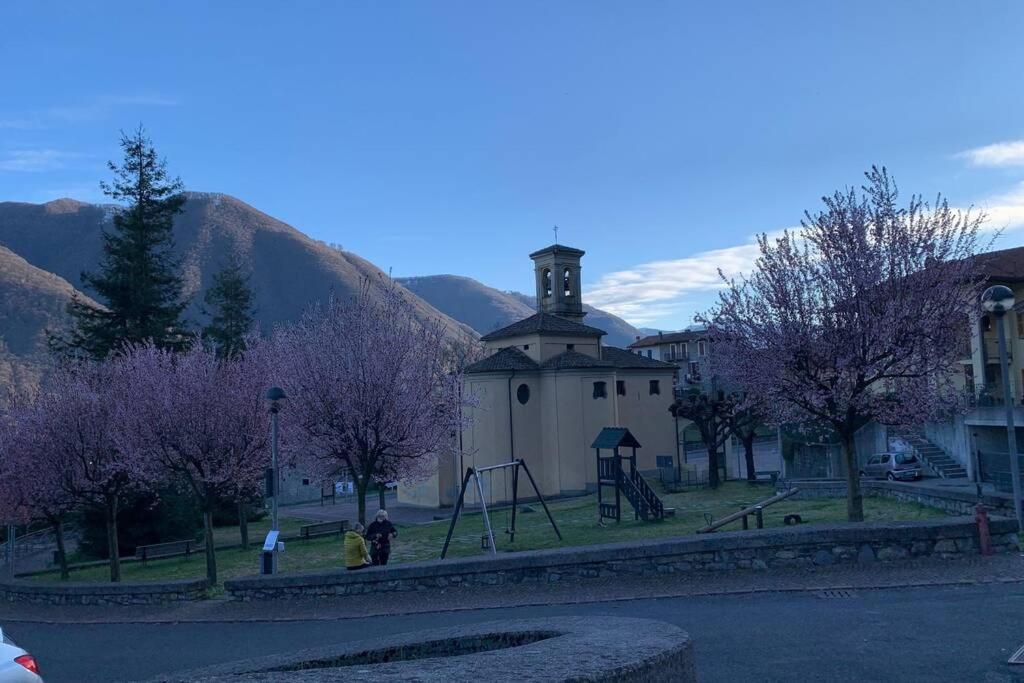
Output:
[440, 458, 562, 559]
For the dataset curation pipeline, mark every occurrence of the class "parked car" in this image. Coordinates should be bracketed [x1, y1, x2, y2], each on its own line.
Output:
[0, 628, 42, 682]
[860, 452, 922, 481]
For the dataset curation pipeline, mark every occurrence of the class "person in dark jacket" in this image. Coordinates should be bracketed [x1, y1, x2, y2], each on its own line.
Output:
[365, 509, 397, 566]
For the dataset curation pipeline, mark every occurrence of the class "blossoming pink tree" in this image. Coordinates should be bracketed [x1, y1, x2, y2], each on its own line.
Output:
[117, 342, 270, 584]
[0, 400, 78, 579]
[275, 281, 469, 524]
[24, 360, 149, 582]
[705, 168, 985, 521]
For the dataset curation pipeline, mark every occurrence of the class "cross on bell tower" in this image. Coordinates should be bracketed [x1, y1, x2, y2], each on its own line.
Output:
[529, 242, 586, 323]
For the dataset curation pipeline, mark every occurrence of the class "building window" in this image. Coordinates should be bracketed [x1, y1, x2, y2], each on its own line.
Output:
[616, 380, 626, 396]
[566, 343, 575, 350]
[669, 343, 677, 360]
[646, 350, 653, 358]
[563, 268, 572, 297]
[682, 343, 688, 359]
[542, 268, 552, 298]
[517, 383, 530, 405]
[523, 344, 530, 350]
[302, 478, 310, 486]
[593, 381, 607, 399]
[698, 341, 707, 357]
[649, 380, 660, 395]
[1017, 313, 1024, 339]
[688, 361, 700, 382]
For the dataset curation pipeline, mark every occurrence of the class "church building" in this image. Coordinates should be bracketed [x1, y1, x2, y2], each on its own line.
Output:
[399, 244, 679, 508]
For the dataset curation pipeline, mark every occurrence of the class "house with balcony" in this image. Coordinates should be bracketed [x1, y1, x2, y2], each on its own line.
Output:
[627, 327, 711, 394]
[901, 245, 1024, 488]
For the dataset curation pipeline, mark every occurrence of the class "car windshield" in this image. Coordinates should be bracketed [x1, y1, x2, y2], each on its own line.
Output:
[895, 453, 917, 465]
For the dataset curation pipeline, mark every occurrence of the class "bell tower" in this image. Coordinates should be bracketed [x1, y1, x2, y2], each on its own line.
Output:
[529, 243, 586, 323]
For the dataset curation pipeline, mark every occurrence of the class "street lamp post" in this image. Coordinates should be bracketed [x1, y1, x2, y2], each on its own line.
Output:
[267, 387, 287, 534]
[981, 285, 1024, 531]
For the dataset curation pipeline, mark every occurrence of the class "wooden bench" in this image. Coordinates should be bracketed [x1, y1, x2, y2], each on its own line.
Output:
[753, 470, 780, 486]
[135, 539, 198, 564]
[298, 520, 349, 539]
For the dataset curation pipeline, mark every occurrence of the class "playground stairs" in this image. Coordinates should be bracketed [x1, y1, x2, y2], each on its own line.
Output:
[892, 428, 967, 479]
[617, 467, 666, 521]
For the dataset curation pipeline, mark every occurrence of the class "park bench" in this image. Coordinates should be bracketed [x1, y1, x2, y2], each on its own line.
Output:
[752, 470, 780, 486]
[135, 538, 198, 564]
[298, 520, 349, 539]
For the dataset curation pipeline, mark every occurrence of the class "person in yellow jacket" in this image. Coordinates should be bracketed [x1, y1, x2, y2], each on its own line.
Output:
[344, 523, 372, 571]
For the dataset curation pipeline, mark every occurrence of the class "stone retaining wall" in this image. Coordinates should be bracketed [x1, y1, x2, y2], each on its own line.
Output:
[225, 517, 1017, 601]
[785, 479, 1015, 516]
[154, 617, 697, 682]
[0, 577, 210, 605]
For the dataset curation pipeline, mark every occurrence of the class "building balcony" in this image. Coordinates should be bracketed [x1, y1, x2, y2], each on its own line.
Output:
[965, 381, 1024, 426]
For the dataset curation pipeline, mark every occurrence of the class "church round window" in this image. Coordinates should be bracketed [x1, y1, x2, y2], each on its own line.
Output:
[517, 383, 530, 405]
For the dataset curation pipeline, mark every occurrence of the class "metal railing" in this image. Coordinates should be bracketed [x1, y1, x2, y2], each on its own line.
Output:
[970, 381, 1024, 407]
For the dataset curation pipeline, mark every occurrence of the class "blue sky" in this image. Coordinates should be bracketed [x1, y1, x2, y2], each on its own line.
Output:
[3, 2, 1024, 329]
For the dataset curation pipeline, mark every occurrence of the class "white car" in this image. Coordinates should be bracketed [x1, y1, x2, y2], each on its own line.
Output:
[0, 628, 42, 683]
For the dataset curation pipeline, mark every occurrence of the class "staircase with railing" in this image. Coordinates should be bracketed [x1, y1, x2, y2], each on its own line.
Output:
[892, 428, 967, 479]
[597, 456, 666, 521]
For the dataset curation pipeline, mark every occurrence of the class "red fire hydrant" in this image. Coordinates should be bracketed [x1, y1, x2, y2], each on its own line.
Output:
[976, 504, 993, 556]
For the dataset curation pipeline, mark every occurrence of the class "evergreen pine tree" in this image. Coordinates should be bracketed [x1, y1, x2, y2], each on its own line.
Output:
[202, 260, 256, 359]
[53, 126, 190, 359]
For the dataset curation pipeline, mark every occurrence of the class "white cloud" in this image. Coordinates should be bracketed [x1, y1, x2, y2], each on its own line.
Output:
[957, 139, 1024, 168]
[0, 149, 83, 173]
[587, 182, 1024, 328]
[2, 94, 181, 127]
[584, 234, 779, 326]
[976, 182, 1024, 232]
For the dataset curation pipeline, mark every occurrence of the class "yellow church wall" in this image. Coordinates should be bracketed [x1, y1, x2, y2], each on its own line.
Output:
[612, 370, 678, 471]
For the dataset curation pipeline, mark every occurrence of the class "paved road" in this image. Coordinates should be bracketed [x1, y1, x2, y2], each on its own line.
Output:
[7, 582, 1024, 682]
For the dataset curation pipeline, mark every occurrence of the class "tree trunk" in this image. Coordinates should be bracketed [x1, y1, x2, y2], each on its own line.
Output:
[203, 509, 217, 585]
[238, 500, 249, 550]
[707, 447, 721, 488]
[356, 478, 368, 525]
[841, 432, 864, 522]
[743, 435, 757, 481]
[378, 485, 386, 512]
[52, 519, 69, 580]
[104, 497, 121, 583]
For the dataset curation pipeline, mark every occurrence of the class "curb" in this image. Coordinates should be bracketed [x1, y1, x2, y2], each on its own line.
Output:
[2, 572, 1021, 626]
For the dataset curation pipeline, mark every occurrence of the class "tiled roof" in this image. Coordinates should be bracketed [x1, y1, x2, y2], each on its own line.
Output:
[628, 329, 708, 348]
[466, 345, 678, 375]
[528, 243, 585, 258]
[539, 350, 614, 370]
[975, 246, 1024, 283]
[480, 312, 606, 342]
[601, 346, 678, 369]
[464, 347, 539, 374]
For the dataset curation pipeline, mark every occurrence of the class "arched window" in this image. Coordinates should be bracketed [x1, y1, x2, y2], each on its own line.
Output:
[517, 383, 530, 405]
[563, 268, 572, 297]
[542, 268, 552, 298]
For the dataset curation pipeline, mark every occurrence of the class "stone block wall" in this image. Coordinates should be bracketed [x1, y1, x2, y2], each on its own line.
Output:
[786, 479, 1015, 516]
[0, 577, 210, 605]
[225, 517, 1017, 601]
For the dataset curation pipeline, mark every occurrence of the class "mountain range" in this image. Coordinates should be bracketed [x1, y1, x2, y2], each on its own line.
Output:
[396, 276, 642, 347]
[0, 193, 642, 391]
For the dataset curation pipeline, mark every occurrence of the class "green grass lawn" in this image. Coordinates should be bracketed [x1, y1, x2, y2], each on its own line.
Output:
[29, 482, 945, 585]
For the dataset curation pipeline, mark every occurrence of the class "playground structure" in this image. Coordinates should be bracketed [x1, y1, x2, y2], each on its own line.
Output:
[593, 427, 667, 522]
[440, 458, 562, 559]
[696, 487, 801, 533]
